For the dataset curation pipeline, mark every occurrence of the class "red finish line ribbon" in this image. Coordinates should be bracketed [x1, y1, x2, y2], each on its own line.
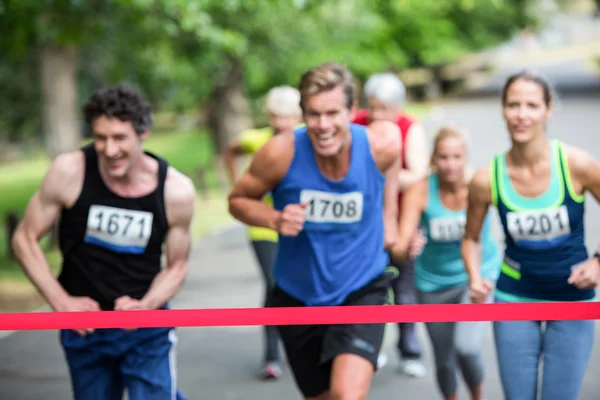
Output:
[0, 302, 599, 331]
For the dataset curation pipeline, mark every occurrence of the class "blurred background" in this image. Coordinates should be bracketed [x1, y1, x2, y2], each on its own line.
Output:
[0, 0, 600, 397]
[1, 0, 598, 311]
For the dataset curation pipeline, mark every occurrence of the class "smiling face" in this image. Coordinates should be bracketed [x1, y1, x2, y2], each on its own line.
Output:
[303, 85, 353, 158]
[91, 115, 146, 180]
[502, 77, 552, 145]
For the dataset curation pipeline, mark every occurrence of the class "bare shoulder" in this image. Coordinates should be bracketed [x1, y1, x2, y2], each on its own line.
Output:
[563, 142, 598, 177]
[366, 120, 401, 169]
[468, 165, 492, 202]
[164, 167, 196, 226]
[248, 131, 295, 182]
[43, 150, 85, 207]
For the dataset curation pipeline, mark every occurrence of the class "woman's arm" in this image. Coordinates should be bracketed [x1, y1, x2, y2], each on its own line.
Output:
[461, 166, 494, 302]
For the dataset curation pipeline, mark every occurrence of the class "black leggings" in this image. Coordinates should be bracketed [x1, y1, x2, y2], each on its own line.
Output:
[250, 240, 280, 362]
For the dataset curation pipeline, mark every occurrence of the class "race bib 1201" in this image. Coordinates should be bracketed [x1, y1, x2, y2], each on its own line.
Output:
[428, 215, 466, 242]
[84, 205, 154, 254]
[506, 205, 571, 245]
[299, 190, 363, 224]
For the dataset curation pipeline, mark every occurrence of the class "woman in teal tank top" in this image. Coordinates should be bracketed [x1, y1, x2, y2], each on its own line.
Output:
[391, 123, 501, 400]
[462, 71, 600, 400]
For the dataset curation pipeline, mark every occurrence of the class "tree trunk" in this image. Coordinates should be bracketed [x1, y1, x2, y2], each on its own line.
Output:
[206, 56, 253, 191]
[39, 44, 81, 159]
[38, 44, 80, 248]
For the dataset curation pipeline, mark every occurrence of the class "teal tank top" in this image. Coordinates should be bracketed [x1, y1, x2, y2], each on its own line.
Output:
[491, 139, 594, 302]
[416, 174, 501, 292]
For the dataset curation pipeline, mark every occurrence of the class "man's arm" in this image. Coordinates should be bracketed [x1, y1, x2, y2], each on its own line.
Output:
[398, 123, 429, 190]
[390, 178, 428, 263]
[11, 152, 96, 313]
[228, 133, 294, 231]
[131, 169, 196, 311]
[369, 120, 402, 250]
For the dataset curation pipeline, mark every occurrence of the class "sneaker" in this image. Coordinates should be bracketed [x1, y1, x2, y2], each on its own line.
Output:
[377, 353, 388, 370]
[260, 361, 282, 380]
[398, 359, 426, 378]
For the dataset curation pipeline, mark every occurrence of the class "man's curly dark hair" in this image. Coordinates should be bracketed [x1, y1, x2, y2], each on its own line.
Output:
[83, 83, 153, 135]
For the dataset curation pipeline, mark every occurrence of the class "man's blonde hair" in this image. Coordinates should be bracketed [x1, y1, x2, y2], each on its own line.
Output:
[298, 62, 355, 111]
[265, 85, 302, 117]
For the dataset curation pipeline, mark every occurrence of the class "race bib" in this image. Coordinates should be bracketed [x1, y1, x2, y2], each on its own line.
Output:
[300, 190, 363, 224]
[506, 205, 570, 243]
[84, 205, 154, 254]
[428, 215, 466, 242]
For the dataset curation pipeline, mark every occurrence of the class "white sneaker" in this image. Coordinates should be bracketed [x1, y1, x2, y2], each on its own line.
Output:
[398, 359, 426, 378]
[259, 361, 282, 380]
[377, 353, 388, 370]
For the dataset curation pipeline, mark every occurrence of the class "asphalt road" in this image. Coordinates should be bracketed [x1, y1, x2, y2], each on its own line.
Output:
[1, 61, 600, 400]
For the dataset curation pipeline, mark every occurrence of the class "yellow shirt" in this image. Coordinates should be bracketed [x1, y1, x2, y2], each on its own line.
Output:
[239, 127, 279, 243]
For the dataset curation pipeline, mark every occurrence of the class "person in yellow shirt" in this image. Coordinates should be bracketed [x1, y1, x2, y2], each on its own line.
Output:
[225, 85, 302, 380]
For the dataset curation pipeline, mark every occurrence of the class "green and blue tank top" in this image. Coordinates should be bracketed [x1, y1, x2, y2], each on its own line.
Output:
[491, 139, 594, 302]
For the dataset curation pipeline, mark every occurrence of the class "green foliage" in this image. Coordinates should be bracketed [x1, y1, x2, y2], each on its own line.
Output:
[0, 0, 540, 142]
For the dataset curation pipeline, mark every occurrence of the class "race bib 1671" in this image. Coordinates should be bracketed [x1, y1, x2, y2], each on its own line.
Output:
[299, 190, 363, 224]
[84, 205, 154, 254]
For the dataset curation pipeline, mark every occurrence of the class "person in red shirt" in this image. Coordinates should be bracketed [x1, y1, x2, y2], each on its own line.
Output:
[354, 72, 429, 378]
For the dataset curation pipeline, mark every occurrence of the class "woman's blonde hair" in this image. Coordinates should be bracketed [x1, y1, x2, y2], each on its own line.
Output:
[429, 122, 474, 183]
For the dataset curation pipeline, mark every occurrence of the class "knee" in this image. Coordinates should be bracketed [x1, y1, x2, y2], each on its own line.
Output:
[455, 341, 479, 359]
[435, 360, 454, 376]
[329, 386, 368, 400]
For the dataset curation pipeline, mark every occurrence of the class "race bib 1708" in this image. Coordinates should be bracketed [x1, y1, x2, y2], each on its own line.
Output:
[506, 205, 571, 243]
[428, 215, 466, 242]
[299, 190, 363, 224]
[84, 205, 154, 254]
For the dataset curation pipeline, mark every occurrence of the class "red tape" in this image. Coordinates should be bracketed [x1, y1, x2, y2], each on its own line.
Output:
[0, 302, 599, 331]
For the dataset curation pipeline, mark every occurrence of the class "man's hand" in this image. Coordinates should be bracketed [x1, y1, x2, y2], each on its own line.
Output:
[384, 232, 397, 251]
[568, 258, 600, 289]
[114, 295, 145, 311]
[469, 279, 493, 304]
[55, 295, 101, 336]
[114, 295, 146, 332]
[276, 203, 307, 236]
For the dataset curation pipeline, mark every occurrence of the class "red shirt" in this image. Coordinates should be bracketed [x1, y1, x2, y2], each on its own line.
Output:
[352, 109, 418, 214]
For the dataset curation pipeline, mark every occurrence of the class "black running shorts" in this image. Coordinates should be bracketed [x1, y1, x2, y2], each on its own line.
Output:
[268, 272, 392, 398]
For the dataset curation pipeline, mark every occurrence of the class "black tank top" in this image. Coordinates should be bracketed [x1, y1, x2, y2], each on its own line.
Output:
[58, 144, 169, 310]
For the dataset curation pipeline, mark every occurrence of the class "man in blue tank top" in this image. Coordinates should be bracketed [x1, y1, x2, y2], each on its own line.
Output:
[229, 62, 401, 400]
[12, 84, 196, 400]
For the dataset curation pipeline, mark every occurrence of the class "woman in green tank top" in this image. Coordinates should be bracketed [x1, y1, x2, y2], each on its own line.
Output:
[391, 123, 500, 400]
[462, 71, 600, 400]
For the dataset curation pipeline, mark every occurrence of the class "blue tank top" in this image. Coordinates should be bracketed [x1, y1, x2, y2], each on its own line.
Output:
[416, 174, 501, 292]
[491, 139, 594, 302]
[272, 124, 389, 306]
